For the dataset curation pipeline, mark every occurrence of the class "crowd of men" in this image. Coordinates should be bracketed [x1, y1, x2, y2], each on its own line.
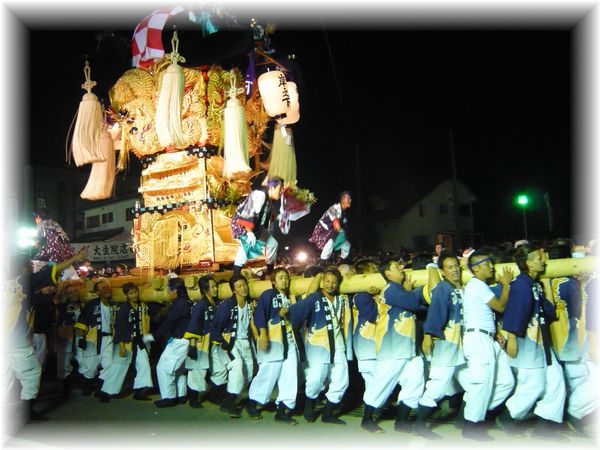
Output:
[4, 235, 598, 441]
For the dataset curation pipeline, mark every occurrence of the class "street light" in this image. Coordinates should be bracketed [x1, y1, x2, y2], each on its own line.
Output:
[516, 194, 529, 240]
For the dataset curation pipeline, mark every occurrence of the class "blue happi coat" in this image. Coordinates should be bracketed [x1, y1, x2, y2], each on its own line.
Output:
[503, 273, 557, 368]
[74, 298, 115, 354]
[551, 276, 583, 361]
[210, 296, 255, 352]
[253, 288, 298, 363]
[184, 297, 217, 369]
[351, 292, 378, 361]
[289, 291, 353, 364]
[375, 282, 428, 360]
[423, 280, 465, 367]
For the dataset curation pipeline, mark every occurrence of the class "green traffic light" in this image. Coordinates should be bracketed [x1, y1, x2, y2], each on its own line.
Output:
[517, 194, 529, 206]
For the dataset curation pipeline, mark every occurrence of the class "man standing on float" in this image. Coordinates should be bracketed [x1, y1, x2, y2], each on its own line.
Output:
[309, 191, 352, 265]
[230, 176, 284, 277]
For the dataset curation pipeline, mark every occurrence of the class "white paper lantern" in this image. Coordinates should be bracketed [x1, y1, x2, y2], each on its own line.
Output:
[258, 70, 291, 118]
[277, 81, 300, 125]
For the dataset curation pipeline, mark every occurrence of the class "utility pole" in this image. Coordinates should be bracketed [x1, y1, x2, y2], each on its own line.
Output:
[355, 142, 363, 253]
[449, 129, 461, 251]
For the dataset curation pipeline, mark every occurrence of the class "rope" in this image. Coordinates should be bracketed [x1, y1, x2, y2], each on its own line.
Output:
[166, 31, 186, 66]
[81, 61, 97, 94]
[228, 69, 244, 100]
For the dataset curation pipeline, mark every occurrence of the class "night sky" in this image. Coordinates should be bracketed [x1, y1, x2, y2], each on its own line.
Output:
[27, 15, 573, 253]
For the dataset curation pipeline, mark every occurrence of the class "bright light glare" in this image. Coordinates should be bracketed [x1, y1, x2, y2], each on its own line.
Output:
[284, 246, 290, 251]
[18, 238, 35, 248]
[296, 251, 308, 263]
[18, 227, 37, 238]
[517, 195, 529, 206]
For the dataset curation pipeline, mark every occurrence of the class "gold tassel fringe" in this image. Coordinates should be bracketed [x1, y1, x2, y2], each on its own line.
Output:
[267, 124, 297, 186]
[80, 129, 116, 200]
[72, 62, 104, 166]
[155, 32, 186, 148]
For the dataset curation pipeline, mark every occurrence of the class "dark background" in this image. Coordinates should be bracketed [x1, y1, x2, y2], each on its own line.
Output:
[28, 20, 572, 254]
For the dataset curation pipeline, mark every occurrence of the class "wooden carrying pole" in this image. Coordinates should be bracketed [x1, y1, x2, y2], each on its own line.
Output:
[77, 257, 597, 303]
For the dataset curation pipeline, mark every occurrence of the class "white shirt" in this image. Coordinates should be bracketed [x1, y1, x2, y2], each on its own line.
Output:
[100, 301, 112, 334]
[236, 304, 250, 339]
[463, 277, 496, 333]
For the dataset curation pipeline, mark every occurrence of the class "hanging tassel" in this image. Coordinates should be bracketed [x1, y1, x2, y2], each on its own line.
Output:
[155, 31, 186, 149]
[71, 61, 104, 166]
[222, 70, 251, 179]
[80, 128, 116, 200]
[267, 123, 297, 186]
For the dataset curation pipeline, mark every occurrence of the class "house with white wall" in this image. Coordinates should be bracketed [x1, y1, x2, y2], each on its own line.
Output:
[370, 179, 481, 252]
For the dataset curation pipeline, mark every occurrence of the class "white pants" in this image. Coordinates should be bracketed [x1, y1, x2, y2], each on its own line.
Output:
[419, 364, 469, 408]
[462, 331, 515, 422]
[100, 344, 153, 395]
[506, 350, 565, 423]
[563, 359, 598, 419]
[357, 359, 377, 393]
[32, 333, 47, 367]
[249, 342, 299, 408]
[234, 235, 278, 266]
[156, 338, 189, 399]
[320, 238, 350, 261]
[188, 345, 229, 391]
[219, 339, 254, 395]
[78, 336, 112, 380]
[97, 336, 114, 381]
[207, 345, 228, 387]
[364, 356, 424, 409]
[5, 345, 42, 400]
[305, 350, 349, 404]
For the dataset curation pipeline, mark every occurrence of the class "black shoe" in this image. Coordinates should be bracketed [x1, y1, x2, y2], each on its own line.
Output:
[531, 418, 569, 441]
[414, 421, 442, 440]
[275, 403, 298, 425]
[321, 400, 346, 425]
[177, 396, 187, 404]
[97, 391, 110, 403]
[207, 383, 226, 404]
[247, 400, 263, 420]
[494, 408, 524, 436]
[447, 392, 463, 410]
[188, 390, 205, 408]
[414, 405, 441, 439]
[133, 389, 152, 401]
[304, 397, 317, 423]
[454, 401, 466, 429]
[566, 414, 588, 436]
[81, 378, 94, 396]
[220, 395, 241, 418]
[25, 400, 48, 422]
[154, 398, 178, 408]
[462, 420, 493, 441]
[394, 402, 413, 433]
[361, 405, 384, 434]
[361, 418, 384, 433]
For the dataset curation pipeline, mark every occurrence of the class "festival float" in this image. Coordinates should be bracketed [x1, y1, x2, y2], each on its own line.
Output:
[69, 7, 597, 308]
[71, 7, 313, 284]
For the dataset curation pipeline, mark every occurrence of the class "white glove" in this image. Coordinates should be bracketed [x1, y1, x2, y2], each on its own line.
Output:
[426, 263, 439, 270]
[142, 334, 155, 344]
[245, 231, 256, 246]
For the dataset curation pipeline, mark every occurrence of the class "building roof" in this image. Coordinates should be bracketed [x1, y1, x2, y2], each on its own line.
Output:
[369, 178, 476, 222]
[73, 227, 124, 243]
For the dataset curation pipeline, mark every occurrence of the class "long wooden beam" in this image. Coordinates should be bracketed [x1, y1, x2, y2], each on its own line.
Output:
[87, 256, 596, 303]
